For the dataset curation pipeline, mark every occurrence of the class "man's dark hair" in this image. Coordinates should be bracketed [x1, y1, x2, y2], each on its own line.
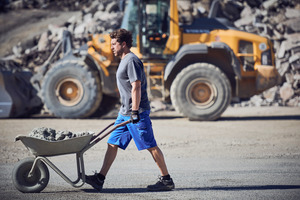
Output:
[110, 29, 133, 49]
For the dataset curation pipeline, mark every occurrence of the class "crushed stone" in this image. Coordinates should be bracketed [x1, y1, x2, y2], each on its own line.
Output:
[29, 127, 94, 141]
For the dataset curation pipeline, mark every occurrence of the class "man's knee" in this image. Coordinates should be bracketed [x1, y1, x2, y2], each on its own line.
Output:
[147, 146, 158, 152]
[108, 143, 119, 149]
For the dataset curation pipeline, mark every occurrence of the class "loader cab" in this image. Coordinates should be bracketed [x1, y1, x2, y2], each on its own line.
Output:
[139, 0, 170, 58]
[121, 0, 175, 60]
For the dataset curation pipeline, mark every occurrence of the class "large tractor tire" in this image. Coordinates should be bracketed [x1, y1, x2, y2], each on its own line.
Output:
[170, 63, 231, 121]
[41, 60, 102, 118]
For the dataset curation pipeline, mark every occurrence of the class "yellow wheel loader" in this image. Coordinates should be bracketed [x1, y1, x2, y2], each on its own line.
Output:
[30, 0, 281, 120]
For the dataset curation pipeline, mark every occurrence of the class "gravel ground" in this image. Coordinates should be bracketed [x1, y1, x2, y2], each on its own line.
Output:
[0, 106, 300, 199]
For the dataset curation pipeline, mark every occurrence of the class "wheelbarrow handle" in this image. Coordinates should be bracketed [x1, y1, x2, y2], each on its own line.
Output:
[91, 119, 133, 143]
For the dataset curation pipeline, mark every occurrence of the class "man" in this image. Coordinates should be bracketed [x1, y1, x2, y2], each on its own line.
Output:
[85, 28, 175, 192]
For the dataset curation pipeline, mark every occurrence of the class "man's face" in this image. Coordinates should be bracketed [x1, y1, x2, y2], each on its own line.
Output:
[111, 38, 123, 57]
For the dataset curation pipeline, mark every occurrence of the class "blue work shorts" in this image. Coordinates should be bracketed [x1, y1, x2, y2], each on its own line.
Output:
[107, 110, 157, 151]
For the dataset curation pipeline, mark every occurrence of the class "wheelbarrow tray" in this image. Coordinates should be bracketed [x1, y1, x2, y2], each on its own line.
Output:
[15, 134, 93, 156]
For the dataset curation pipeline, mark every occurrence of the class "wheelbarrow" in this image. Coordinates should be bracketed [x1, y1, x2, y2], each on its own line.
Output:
[12, 120, 132, 193]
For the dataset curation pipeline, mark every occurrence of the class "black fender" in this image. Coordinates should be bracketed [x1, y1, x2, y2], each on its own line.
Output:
[84, 54, 118, 97]
[210, 42, 241, 79]
[31, 30, 74, 91]
[164, 42, 241, 90]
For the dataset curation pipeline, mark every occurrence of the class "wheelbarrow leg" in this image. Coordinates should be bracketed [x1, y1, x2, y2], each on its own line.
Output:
[35, 156, 86, 188]
[28, 157, 41, 177]
[77, 152, 87, 183]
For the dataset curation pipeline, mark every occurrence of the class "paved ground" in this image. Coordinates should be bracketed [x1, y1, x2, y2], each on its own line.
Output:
[0, 106, 300, 199]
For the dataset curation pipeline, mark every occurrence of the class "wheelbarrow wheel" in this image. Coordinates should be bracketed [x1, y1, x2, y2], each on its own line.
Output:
[12, 157, 49, 193]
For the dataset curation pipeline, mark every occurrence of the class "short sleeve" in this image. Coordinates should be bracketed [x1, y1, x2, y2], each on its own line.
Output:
[127, 58, 143, 83]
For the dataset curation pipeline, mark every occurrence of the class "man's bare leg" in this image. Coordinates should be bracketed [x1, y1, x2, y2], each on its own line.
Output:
[85, 143, 118, 191]
[99, 143, 119, 176]
[147, 146, 174, 191]
[148, 146, 169, 176]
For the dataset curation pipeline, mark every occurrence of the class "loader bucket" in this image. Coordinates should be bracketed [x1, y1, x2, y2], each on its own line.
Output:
[0, 72, 13, 118]
[256, 65, 282, 92]
[0, 70, 43, 118]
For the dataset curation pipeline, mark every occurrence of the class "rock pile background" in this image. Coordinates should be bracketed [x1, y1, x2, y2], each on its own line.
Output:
[29, 127, 94, 141]
[230, 0, 300, 107]
[1, 0, 300, 109]
[0, 0, 124, 72]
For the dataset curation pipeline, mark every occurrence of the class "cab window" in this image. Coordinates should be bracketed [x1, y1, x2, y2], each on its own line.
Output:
[238, 40, 255, 71]
[140, 0, 169, 57]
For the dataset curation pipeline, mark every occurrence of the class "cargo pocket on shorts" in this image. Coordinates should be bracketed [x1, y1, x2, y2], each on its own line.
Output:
[136, 120, 147, 136]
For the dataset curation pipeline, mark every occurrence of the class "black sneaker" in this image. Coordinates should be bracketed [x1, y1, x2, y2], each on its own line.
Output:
[147, 176, 175, 191]
[85, 173, 104, 192]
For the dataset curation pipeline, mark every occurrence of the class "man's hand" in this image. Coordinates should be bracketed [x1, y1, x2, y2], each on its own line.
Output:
[131, 110, 140, 124]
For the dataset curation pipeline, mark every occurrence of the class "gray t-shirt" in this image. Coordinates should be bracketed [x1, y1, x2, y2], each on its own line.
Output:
[116, 52, 150, 116]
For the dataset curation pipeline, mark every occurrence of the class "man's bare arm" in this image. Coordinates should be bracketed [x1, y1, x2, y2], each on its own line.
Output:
[131, 80, 141, 111]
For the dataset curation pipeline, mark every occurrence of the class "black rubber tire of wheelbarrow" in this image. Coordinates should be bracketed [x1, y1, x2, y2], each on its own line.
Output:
[12, 157, 49, 193]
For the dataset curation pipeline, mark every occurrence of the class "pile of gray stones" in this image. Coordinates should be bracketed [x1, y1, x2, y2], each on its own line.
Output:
[29, 127, 94, 141]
